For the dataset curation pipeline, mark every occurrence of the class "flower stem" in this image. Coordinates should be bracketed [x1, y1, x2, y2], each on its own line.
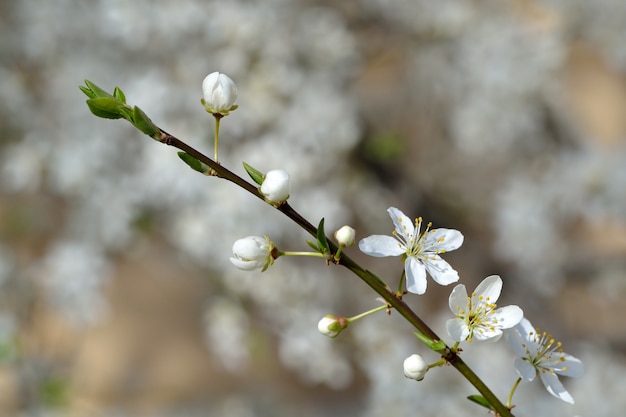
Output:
[155, 128, 515, 417]
[213, 115, 221, 163]
[506, 377, 522, 408]
[347, 304, 388, 323]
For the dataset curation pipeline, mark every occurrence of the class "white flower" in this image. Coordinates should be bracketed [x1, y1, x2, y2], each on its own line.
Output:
[403, 354, 429, 381]
[317, 314, 346, 338]
[334, 225, 356, 247]
[505, 318, 584, 404]
[446, 275, 523, 342]
[229, 235, 274, 271]
[358, 207, 464, 295]
[260, 169, 290, 204]
[201, 72, 238, 116]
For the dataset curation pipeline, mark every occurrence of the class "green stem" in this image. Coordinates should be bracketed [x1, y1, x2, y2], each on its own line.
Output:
[213, 116, 221, 163]
[347, 304, 388, 323]
[507, 377, 522, 408]
[156, 128, 515, 417]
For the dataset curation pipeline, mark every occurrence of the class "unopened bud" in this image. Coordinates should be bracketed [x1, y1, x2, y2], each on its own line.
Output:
[403, 354, 429, 381]
[260, 170, 290, 204]
[317, 314, 347, 338]
[229, 235, 274, 272]
[334, 225, 356, 247]
[201, 72, 238, 116]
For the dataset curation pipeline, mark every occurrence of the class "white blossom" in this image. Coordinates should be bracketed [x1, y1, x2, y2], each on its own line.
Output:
[446, 275, 523, 342]
[505, 318, 584, 404]
[359, 207, 463, 294]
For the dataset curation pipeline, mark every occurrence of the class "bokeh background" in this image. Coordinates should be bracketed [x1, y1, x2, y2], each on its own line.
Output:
[1, 0, 626, 416]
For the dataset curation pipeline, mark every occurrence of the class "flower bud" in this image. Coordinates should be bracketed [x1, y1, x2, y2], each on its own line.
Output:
[334, 225, 356, 247]
[229, 235, 274, 271]
[403, 354, 429, 381]
[260, 170, 290, 204]
[201, 72, 238, 116]
[317, 314, 347, 338]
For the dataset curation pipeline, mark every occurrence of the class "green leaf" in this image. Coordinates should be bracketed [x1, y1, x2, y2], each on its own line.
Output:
[413, 331, 447, 351]
[132, 106, 159, 136]
[113, 86, 127, 103]
[178, 152, 210, 174]
[467, 395, 495, 411]
[80, 80, 114, 99]
[85, 97, 124, 119]
[243, 162, 265, 185]
[316, 218, 329, 253]
[306, 239, 320, 251]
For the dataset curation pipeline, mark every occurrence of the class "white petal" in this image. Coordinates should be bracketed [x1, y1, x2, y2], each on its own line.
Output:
[423, 228, 464, 252]
[405, 257, 427, 294]
[514, 357, 537, 382]
[387, 207, 415, 241]
[358, 235, 405, 257]
[472, 275, 502, 303]
[232, 236, 267, 260]
[448, 283, 468, 313]
[505, 327, 529, 357]
[423, 256, 459, 285]
[509, 318, 540, 354]
[229, 257, 263, 271]
[539, 372, 574, 404]
[446, 318, 469, 341]
[516, 318, 537, 339]
[473, 328, 503, 342]
[492, 305, 524, 329]
[553, 354, 584, 378]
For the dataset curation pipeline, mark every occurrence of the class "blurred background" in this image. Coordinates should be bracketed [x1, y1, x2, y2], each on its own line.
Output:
[1, 0, 625, 416]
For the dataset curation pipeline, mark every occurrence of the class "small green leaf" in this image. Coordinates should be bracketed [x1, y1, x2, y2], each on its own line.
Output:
[316, 218, 329, 253]
[467, 395, 495, 411]
[413, 331, 447, 351]
[306, 239, 320, 251]
[132, 106, 159, 136]
[113, 86, 127, 103]
[178, 152, 210, 174]
[80, 80, 114, 99]
[243, 162, 265, 185]
[85, 97, 124, 119]
[79, 85, 94, 98]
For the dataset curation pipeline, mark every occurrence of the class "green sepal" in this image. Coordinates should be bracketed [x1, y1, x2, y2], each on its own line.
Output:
[80, 80, 114, 99]
[466, 395, 495, 412]
[113, 86, 127, 103]
[242, 162, 264, 185]
[132, 106, 159, 136]
[316, 218, 329, 253]
[85, 97, 125, 119]
[413, 331, 447, 351]
[178, 152, 210, 174]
